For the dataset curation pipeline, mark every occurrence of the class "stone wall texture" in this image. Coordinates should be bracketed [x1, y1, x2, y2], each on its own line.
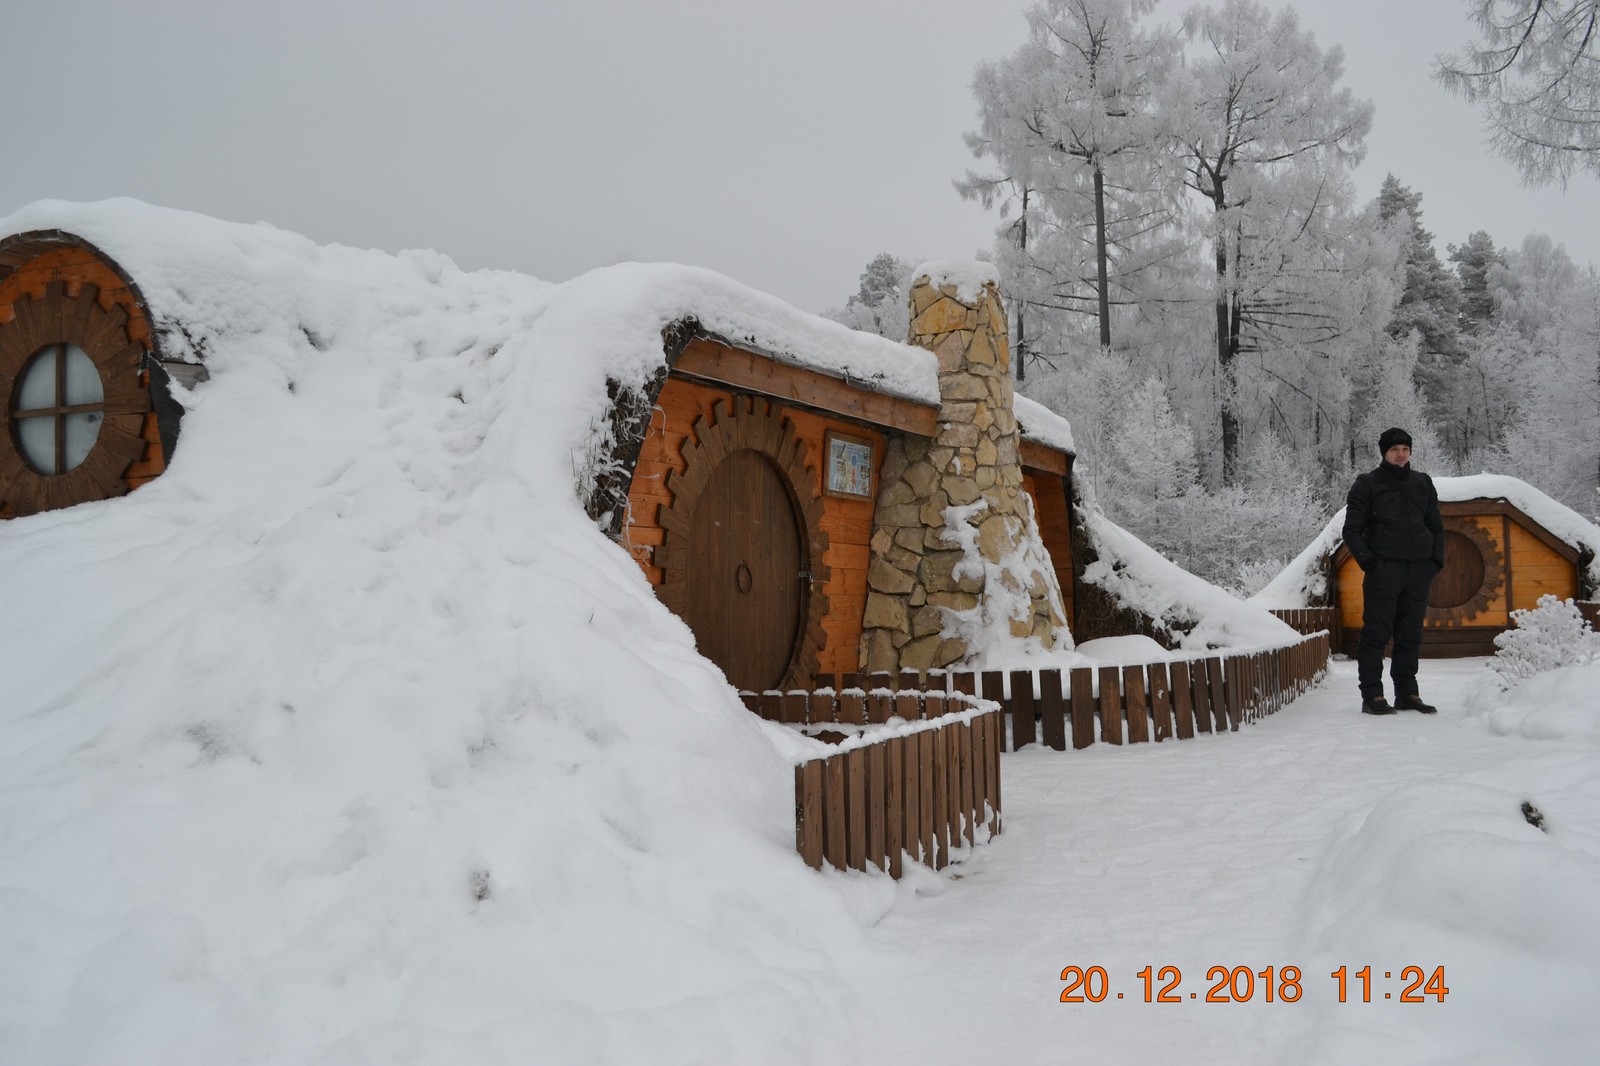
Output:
[857, 270, 1066, 674]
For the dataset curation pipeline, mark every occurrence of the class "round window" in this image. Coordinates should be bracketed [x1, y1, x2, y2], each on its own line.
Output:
[9, 343, 106, 475]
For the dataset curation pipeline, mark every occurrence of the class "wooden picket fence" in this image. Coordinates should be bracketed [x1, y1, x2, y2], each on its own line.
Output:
[746, 632, 1329, 877]
[741, 689, 1002, 878]
[1271, 607, 1341, 645]
[811, 630, 1330, 752]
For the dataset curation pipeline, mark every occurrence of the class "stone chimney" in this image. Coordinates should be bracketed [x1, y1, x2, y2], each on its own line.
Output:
[858, 263, 1066, 674]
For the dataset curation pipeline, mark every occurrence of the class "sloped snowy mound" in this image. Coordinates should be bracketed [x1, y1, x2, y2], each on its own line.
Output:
[1252, 473, 1600, 610]
[0, 200, 893, 1064]
[1468, 661, 1600, 744]
[1293, 779, 1600, 1064]
[1082, 513, 1298, 651]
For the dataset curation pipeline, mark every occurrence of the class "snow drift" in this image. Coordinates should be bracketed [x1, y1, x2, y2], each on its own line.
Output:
[0, 199, 906, 1064]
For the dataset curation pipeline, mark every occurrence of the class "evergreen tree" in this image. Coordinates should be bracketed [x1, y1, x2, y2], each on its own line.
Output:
[1375, 175, 1464, 421]
[821, 253, 913, 341]
[1448, 229, 1503, 334]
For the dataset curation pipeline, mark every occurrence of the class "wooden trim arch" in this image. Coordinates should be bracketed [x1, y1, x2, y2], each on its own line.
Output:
[0, 281, 152, 516]
[651, 395, 831, 690]
[1425, 516, 1504, 627]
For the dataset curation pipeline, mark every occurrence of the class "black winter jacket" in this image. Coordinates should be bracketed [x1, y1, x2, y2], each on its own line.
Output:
[1342, 462, 1445, 571]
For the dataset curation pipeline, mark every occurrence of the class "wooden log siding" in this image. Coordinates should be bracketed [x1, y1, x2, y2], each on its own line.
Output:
[752, 686, 1002, 877]
[811, 632, 1330, 754]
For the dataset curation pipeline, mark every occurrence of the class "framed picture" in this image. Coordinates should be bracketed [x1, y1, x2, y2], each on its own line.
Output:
[824, 429, 875, 500]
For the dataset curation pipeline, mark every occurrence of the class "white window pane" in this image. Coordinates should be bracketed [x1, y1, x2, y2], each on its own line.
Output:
[14, 348, 58, 411]
[64, 411, 101, 469]
[63, 345, 103, 406]
[15, 414, 55, 473]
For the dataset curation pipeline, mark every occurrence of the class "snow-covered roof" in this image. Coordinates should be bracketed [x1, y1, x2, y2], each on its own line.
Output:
[1084, 512, 1299, 650]
[1015, 394, 1076, 455]
[1252, 473, 1600, 609]
[1, 198, 942, 408]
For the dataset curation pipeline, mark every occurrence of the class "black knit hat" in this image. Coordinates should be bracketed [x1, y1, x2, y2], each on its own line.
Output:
[1378, 427, 1413, 455]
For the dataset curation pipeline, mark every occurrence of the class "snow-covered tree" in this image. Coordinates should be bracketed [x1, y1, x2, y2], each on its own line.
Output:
[1449, 229, 1505, 334]
[822, 253, 914, 340]
[1436, 0, 1600, 186]
[959, 0, 1182, 358]
[1348, 331, 1452, 476]
[1492, 247, 1600, 507]
[1175, 0, 1374, 481]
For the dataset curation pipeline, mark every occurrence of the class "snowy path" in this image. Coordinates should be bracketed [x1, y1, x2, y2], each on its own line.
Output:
[855, 657, 1595, 1064]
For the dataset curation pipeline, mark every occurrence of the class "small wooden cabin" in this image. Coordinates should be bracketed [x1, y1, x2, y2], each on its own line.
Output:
[0, 230, 187, 519]
[1326, 480, 1599, 657]
[610, 305, 1080, 691]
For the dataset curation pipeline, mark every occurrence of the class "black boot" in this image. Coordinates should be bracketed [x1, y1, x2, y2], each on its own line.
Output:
[1361, 696, 1396, 715]
[1395, 693, 1437, 715]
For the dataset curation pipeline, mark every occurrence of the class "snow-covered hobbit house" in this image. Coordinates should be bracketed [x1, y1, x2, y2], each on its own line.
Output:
[2, 201, 1299, 704]
[595, 263, 1282, 692]
[1255, 475, 1600, 657]
[598, 265, 1088, 691]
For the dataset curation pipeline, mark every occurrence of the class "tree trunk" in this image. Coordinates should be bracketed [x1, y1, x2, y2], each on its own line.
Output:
[1017, 187, 1030, 383]
[1094, 165, 1111, 350]
[1215, 229, 1239, 483]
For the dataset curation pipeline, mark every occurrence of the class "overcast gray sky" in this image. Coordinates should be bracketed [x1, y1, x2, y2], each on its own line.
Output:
[3, 0, 1594, 313]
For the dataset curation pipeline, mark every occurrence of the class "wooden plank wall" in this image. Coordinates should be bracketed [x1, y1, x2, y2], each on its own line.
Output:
[1022, 471, 1074, 627]
[1506, 520, 1579, 610]
[747, 688, 1002, 878]
[626, 375, 884, 675]
[0, 248, 165, 517]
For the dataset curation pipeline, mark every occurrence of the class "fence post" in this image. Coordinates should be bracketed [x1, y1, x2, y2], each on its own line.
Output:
[1009, 669, 1037, 750]
[1069, 667, 1096, 750]
[1148, 662, 1173, 742]
[1099, 666, 1123, 744]
[1123, 664, 1150, 743]
[1207, 657, 1230, 732]
[1170, 660, 1195, 739]
[846, 749, 867, 871]
[796, 761, 823, 869]
[866, 743, 887, 872]
[886, 737, 905, 878]
[823, 756, 846, 871]
[1039, 669, 1068, 751]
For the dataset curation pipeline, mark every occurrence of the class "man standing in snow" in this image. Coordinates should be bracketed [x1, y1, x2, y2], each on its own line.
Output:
[1342, 428, 1445, 715]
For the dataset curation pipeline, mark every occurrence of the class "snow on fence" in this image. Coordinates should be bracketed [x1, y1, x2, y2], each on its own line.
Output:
[739, 689, 1002, 878]
[810, 631, 1330, 753]
[742, 633, 1327, 877]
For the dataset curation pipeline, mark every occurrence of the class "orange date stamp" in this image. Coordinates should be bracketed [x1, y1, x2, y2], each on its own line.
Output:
[1059, 965, 1449, 1004]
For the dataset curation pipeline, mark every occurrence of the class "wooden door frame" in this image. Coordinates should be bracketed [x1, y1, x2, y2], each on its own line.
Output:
[651, 395, 830, 690]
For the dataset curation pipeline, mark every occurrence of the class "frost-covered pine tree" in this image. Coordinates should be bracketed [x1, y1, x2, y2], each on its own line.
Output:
[822, 253, 913, 340]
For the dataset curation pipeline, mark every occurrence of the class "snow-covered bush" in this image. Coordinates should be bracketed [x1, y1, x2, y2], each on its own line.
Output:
[1490, 594, 1600, 689]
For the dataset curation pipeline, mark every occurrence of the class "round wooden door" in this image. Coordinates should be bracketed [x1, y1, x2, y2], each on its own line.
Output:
[684, 449, 807, 691]
[1425, 519, 1503, 626]
[1429, 530, 1486, 608]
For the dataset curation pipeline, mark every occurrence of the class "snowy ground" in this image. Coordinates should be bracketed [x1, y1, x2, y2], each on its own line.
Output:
[855, 656, 1600, 1065]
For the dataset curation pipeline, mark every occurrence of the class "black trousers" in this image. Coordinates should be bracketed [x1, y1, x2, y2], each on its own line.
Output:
[1357, 558, 1437, 699]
